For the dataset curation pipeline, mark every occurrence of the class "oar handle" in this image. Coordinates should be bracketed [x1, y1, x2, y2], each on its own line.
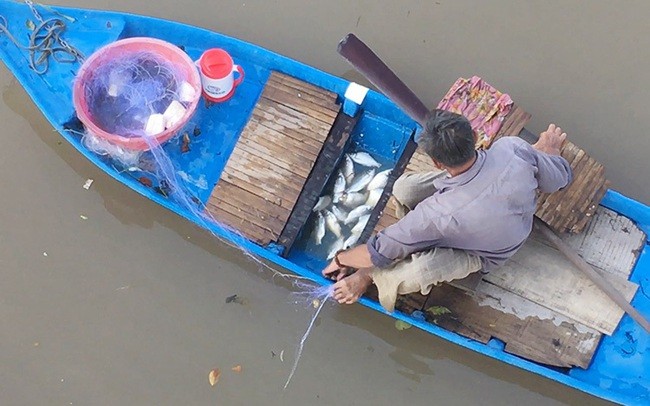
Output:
[337, 33, 430, 127]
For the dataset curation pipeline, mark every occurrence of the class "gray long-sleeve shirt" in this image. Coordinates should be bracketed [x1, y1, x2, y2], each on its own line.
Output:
[367, 136, 573, 271]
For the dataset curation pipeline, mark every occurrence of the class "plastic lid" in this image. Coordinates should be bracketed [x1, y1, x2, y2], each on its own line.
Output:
[200, 49, 232, 79]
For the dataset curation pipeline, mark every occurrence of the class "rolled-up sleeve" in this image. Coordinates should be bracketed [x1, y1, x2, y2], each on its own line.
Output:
[366, 204, 444, 268]
[512, 138, 573, 193]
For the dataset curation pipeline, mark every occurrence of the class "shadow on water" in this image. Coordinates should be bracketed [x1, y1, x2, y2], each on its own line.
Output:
[3, 78, 609, 406]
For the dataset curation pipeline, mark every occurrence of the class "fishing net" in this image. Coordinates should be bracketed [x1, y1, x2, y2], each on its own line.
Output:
[70, 36, 334, 391]
[83, 52, 181, 137]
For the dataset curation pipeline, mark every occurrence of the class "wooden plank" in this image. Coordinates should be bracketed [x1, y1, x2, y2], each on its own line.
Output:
[254, 98, 333, 141]
[244, 119, 323, 156]
[235, 139, 313, 176]
[222, 155, 304, 194]
[424, 283, 601, 368]
[206, 202, 276, 244]
[266, 76, 340, 113]
[534, 140, 608, 234]
[207, 196, 284, 237]
[268, 72, 338, 104]
[484, 230, 639, 335]
[562, 206, 647, 280]
[277, 111, 357, 252]
[220, 170, 298, 210]
[212, 181, 290, 220]
[230, 143, 311, 178]
[261, 89, 338, 124]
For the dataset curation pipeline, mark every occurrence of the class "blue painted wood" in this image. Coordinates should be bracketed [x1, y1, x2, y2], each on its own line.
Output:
[1, 2, 649, 404]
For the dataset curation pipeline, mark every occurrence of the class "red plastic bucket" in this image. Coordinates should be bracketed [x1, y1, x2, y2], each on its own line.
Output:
[72, 37, 201, 151]
[197, 48, 245, 102]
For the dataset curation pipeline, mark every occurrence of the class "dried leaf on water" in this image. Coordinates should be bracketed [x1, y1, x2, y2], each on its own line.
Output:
[82, 179, 94, 190]
[208, 368, 221, 387]
[231, 365, 242, 373]
[394, 320, 412, 331]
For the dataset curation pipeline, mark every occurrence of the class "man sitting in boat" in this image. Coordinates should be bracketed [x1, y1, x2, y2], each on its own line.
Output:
[323, 110, 572, 311]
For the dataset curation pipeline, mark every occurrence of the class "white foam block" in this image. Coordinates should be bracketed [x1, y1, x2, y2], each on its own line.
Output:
[344, 82, 369, 105]
[179, 81, 196, 103]
[145, 113, 165, 136]
[163, 100, 187, 129]
[108, 83, 119, 97]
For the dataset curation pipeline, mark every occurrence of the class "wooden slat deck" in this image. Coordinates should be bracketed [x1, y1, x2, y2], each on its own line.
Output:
[205, 72, 339, 246]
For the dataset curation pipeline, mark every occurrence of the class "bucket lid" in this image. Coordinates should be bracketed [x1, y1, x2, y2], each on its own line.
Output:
[200, 49, 232, 78]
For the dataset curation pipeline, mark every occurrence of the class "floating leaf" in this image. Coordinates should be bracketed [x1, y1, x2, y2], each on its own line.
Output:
[208, 368, 221, 386]
[394, 320, 412, 331]
[231, 365, 242, 373]
[426, 306, 451, 316]
[25, 19, 35, 31]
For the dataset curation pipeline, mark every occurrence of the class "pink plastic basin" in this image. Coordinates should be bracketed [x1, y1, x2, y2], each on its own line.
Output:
[72, 37, 201, 151]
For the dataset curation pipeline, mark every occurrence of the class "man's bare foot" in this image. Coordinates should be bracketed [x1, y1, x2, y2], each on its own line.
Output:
[332, 268, 373, 304]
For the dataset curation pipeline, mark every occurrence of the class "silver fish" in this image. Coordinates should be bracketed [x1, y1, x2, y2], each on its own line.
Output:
[344, 205, 372, 225]
[340, 191, 367, 208]
[324, 210, 342, 238]
[344, 233, 360, 249]
[342, 154, 355, 183]
[347, 169, 376, 193]
[365, 188, 383, 207]
[349, 152, 381, 168]
[327, 237, 345, 260]
[312, 211, 326, 245]
[351, 214, 370, 235]
[312, 195, 331, 212]
[333, 192, 343, 204]
[366, 169, 391, 191]
[333, 171, 346, 196]
[331, 205, 348, 223]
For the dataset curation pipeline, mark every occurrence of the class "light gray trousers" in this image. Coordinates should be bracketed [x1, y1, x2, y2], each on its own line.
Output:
[372, 171, 482, 312]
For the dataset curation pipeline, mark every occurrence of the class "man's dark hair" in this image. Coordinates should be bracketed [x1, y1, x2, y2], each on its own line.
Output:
[417, 109, 476, 168]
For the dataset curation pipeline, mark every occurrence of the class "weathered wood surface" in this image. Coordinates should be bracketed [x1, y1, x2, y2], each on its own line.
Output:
[534, 140, 609, 234]
[424, 283, 601, 368]
[206, 71, 338, 245]
[560, 206, 647, 280]
[484, 227, 639, 335]
[490, 105, 532, 145]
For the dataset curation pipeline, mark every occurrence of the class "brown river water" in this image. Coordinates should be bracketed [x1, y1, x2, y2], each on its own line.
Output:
[4, 0, 648, 404]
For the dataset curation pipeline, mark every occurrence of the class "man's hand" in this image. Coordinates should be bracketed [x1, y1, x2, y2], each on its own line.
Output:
[322, 259, 349, 281]
[533, 124, 567, 156]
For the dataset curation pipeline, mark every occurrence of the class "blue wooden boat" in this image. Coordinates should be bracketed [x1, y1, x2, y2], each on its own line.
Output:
[1, 2, 649, 404]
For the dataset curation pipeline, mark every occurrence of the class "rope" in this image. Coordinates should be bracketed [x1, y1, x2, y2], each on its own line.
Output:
[0, 5, 83, 74]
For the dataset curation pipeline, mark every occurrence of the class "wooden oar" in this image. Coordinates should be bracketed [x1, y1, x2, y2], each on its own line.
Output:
[337, 33, 650, 334]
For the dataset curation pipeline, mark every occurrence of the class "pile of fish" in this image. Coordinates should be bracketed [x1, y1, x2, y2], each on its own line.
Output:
[310, 151, 391, 260]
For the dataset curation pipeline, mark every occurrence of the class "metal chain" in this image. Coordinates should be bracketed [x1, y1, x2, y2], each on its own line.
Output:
[25, 0, 44, 24]
[24, 0, 85, 63]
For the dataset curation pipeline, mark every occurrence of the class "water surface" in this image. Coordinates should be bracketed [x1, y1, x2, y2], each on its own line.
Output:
[4, 1, 645, 404]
